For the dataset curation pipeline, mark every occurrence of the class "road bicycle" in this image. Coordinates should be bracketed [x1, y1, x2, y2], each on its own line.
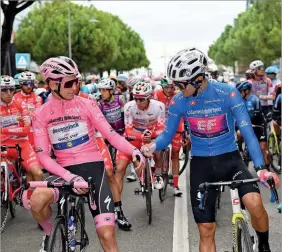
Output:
[1, 144, 25, 233]
[22, 177, 96, 252]
[199, 177, 279, 252]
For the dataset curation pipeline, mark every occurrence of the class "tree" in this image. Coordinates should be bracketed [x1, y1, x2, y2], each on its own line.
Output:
[1, 0, 35, 74]
[208, 0, 281, 67]
[15, 0, 149, 73]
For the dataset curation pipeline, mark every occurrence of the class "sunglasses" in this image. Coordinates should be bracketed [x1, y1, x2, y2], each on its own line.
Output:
[1, 87, 16, 93]
[62, 78, 79, 89]
[174, 81, 188, 90]
[134, 97, 149, 103]
[22, 81, 35, 86]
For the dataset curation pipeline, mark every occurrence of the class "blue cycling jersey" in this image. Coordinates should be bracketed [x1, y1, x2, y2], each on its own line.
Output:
[273, 94, 281, 126]
[154, 81, 264, 167]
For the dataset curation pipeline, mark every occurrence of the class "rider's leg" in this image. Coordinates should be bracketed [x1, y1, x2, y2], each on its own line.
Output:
[198, 223, 216, 252]
[242, 192, 270, 249]
[260, 141, 270, 168]
[115, 158, 130, 194]
[30, 188, 56, 236]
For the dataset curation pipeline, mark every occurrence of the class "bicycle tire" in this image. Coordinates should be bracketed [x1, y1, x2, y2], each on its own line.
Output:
[268, 133, 281, 174]
[234, 217, 253, 252]
[179, 144, 189, 176]
[9, 199, 17, 218]
[159, 148, 169, 202]
[145, 160, 152, 224]
[74, 197, 88, 251]
[1, 164, 10, 233]
[47, 216, 67, 252]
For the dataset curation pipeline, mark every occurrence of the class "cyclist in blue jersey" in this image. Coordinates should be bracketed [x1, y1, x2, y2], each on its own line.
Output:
[141, 48, 279, 252]
[235, 81, 270, 169]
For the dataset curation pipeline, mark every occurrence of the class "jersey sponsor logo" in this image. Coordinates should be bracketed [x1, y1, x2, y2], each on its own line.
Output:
[239, 120, 249, 127]
[188, 114, 229, 138]
[34, 128, 44, 134]
[65, 107, 80, 114]
[52, 122, 79, 134]
[0, 115, 20, 128]
[230, 101, 244, 110]
[204, 99, 221, 103]
[47, 116, 81, 124]
[190, 100, 196, 106]
[187, 107, 222, 115]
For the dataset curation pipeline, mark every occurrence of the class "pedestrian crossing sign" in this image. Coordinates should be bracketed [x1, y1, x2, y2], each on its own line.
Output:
[15, 53, 30, 69]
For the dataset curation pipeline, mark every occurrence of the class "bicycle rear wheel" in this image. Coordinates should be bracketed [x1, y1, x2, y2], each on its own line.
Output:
[1, 164, 10, 233]
[179, 144, 189, 176]
[145, 161, 152, 224]
[74, 197, 88, 251]
[234, 217, 253, 252]
[268, 133, 281, 174]
[47, 216, 67, 252]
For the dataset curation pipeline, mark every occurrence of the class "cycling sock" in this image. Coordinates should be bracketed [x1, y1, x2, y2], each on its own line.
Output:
[130, 163, 136, 174]
[173, 175, 179, 188]
[255, 230, 269, 246]
[39, 217, 53, 236]
[114, 201, 122, 212]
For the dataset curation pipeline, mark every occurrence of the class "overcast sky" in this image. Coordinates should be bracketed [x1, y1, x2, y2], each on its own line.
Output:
[7, 1, 246, 74]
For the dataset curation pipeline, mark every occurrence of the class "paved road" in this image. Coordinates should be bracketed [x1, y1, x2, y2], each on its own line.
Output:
[1, 160, 281, 252]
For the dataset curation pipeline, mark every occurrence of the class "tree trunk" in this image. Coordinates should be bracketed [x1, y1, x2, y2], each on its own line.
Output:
[107, 69, 111, 76]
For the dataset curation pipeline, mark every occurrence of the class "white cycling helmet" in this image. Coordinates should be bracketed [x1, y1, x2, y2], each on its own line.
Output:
[1, 75, 15, 87]
[18, 71, 36, 82]
[132, 82, 152, 97]
[97, 78, 116, 90]
[249, 60, 264, 70]
[34, 88, 47, 96]
[167, 47, 208, 81]
[117, 74, 128, 83]
[127, 77, 140, 88]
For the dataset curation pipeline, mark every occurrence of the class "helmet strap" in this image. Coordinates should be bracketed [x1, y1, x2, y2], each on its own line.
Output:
[54, 83, 68, 100]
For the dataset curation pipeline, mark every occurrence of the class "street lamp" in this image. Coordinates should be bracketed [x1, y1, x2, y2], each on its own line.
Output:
[68, 7, 98, 59]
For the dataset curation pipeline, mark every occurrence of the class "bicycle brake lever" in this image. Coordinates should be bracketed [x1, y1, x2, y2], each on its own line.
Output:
[267, 177, 279, 204]
[199, 191, 208, 211]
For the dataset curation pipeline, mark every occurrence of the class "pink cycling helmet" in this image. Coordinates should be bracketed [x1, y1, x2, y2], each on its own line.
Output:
[40, 57, 79, 81]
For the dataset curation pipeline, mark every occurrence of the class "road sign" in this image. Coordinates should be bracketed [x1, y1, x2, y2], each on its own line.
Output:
[15, 53, 30, 69]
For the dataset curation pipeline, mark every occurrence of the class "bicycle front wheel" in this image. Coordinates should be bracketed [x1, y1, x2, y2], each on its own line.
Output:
[234, 217, 253, 252]
[268, 133, 281, 174]
[159, 148, 170, 202]
[47, 216, 67, 252]
[179, 144, 189, 176]
[145, 161, 152, 224]
[1, 163, 10, 233]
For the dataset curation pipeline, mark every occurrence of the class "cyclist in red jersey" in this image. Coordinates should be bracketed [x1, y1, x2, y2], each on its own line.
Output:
[1, 75, 43, 182]
[14, 71, 43, 148]
[29, 57, 145, 252]
[154, 78, 185, 196]
[76, 80, 132, 230]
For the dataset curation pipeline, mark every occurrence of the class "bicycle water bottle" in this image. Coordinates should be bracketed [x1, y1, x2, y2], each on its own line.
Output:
[68, 216, 76, 251]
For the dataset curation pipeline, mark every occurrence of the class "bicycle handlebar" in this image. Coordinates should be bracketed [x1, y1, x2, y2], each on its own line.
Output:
[1, 144, 23, 162]
[199, 177, 279, 211]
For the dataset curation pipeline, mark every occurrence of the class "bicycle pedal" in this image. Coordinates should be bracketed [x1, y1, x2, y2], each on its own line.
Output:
[134, 188, 141, 195]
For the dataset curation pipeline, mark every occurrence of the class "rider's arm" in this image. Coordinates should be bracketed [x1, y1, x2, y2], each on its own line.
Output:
[35, 95, 43, 108]
[87, 101, 136, 154]
[229, 89, 265, 167]
[32, 111, 74, 180]
[151, 103, 166, 138]
[124, 103, 143, 140]
[154, 96, 183, 151]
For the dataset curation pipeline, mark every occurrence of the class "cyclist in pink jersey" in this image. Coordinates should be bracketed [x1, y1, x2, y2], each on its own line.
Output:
[30, 57, 145, 252]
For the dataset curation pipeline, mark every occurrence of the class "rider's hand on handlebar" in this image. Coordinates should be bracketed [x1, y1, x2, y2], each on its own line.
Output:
[257, 169, 280, 189]
[142, 130, 152, 144]
[64, 172, 88, 194]
[132, 148, 145, 174]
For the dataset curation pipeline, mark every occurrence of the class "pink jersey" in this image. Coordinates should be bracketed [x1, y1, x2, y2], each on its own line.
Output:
[32, 94, 136, 180]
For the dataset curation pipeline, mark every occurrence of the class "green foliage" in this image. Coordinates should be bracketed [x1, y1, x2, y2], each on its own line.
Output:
[208, 0, 281, 67]
[15, 0, 149, 73]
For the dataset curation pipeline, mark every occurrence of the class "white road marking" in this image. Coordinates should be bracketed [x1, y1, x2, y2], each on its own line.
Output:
[173, 160, 189, 252]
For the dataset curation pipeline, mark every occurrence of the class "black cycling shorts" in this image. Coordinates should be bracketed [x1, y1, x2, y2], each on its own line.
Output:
[253, 126, 267, 142]
[46, 161, 114, 218]
[190, 151, 260, 224]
